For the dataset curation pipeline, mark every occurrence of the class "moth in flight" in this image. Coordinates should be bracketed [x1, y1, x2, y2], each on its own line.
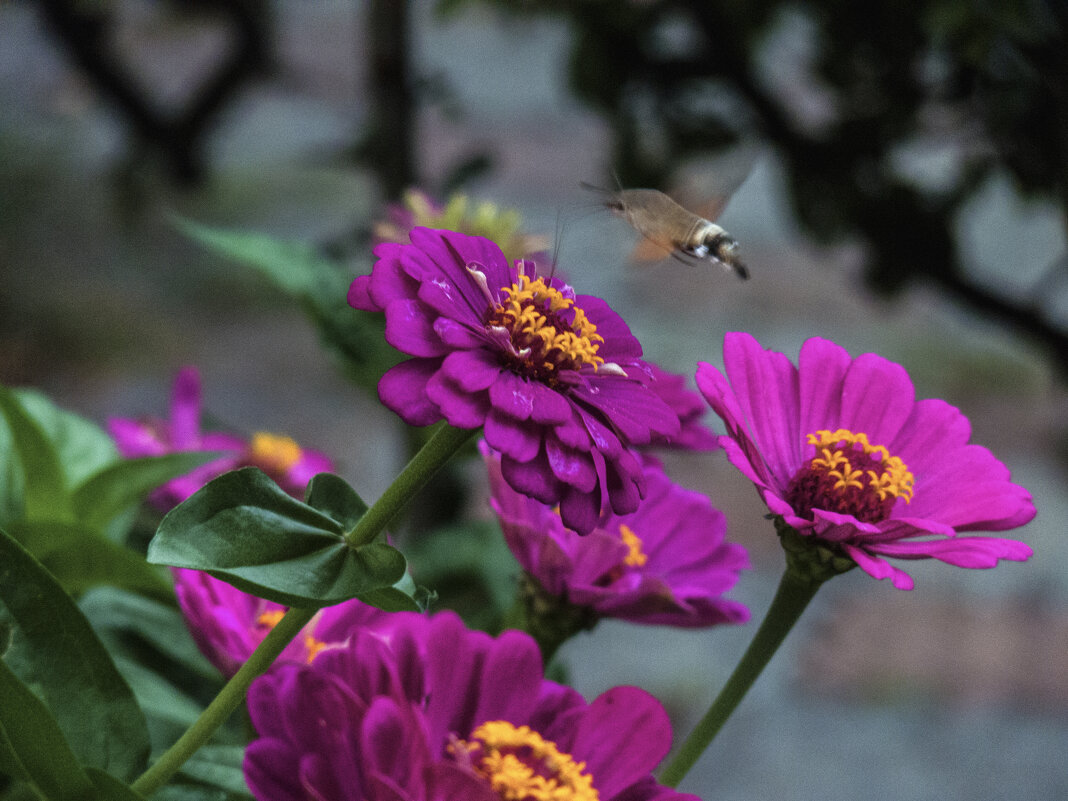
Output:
[585, 184, 750, 280]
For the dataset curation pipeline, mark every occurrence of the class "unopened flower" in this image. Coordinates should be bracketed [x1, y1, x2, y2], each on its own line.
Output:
[374, 189, 548, 263]
[173, 568, 390, 677]
[244, 610, 700, 801]
[349, 228, 680, 534]
[108, 367, 332, 509]
[696, 333, 1035, 590]
[486, 443, 749, 629]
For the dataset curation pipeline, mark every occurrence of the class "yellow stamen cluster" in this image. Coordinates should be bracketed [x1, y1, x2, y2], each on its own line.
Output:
[618, 524, 649, 568]
[496, 275, 604, 372]
[456, 721, 599, 801]
[302, 634, 328, 663]
[807, 429, 914, 503]
[248, 432, 303, 475]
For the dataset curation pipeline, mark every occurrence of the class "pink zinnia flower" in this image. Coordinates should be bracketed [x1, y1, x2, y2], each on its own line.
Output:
[696, 332, 1035, 590]
[244, 610, 699, 801]
[108, 367, 333, 509]
[349, 228, 681, 534]
[486, 444, 750, 628]
[173, 568, 391, 677]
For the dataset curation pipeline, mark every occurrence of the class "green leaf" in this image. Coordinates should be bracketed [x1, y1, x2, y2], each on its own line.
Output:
[79, 588, 217, 682]
[304, 472, 367, 530]
[86, 767, 146, 800]
[0, 528, 150, 783]
[71, 452, 227, 533]
[148, 469, 408, 607]
[173, 218, 397, 394]
[10, 521, 173, 602]
[0, 388, 71, 522]
[0, 659, 96, 800]
[12, 388, 118, 493]
[178, 746, 249, 797]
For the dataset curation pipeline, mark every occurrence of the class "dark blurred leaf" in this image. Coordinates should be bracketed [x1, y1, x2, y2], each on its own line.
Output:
[172, 218, 398, 393]
[148, 468, 410, 607]
[10, 521, 173, 602]
[0, 528, 150, 783]
[0, 388, 71, 523]
[178, 746, 250, 797]
[12, 388, 118, 491]
[86, 767, 146, 801]
[79, 588, 217, 682]
[0, 659, 95, 801]
[71, 452, 226, 533]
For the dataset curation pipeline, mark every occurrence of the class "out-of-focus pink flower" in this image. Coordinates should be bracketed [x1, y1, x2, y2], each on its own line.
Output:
[173, 568, 391, 677]
[108, 367, 333, 509]
[486, 443, 749, 628]
[696, 332, 1035, 590]
[244, 610, 701, 801]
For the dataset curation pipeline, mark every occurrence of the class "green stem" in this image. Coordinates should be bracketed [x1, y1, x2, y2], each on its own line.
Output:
[658, 569, 823, 788]
[132, 423, 477, 796]
[345, 423, 477, 547]
[130, 606, 315, 797]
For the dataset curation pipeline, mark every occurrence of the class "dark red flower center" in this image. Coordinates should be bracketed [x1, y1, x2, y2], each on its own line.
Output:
[452, 721, 599, 801]
[485, 275, 604, 382]
[784, 429, 914, 523]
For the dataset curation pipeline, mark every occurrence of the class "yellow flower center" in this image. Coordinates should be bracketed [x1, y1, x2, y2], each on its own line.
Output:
[488, 275, 605, 381]
[256, 610, 326, 663]
[248, 432, 303, 475]
[785, 428, 914, 523]
[256, 609, 286, 628]
[455, 721, 599, 801]
[618, 524, 649, 568]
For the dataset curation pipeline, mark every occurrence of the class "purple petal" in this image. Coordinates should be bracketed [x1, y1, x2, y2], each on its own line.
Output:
[484, 410, 542, 462]
[561, 686, 672, 798]
[440, 349, 502, 392]
[425, 370, 491, 429]
[797, 337, 850, 445]
[170, 367, 202, 447]
[838, 350, 915, 444]
[720, 332, 801, 491]
[545, 437, 597, 492]
[501, 450, 560, 506]
[489, 372, 536, 421]
[384, 299, 449, 357]
[379, 359, 443, 426]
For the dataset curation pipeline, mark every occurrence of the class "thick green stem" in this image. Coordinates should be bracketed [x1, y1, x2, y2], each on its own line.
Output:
[133, 423, 477, 795]
[345, 423, 477, 547]
[658, 569, 822, 788]
[130, 606, 315, 796]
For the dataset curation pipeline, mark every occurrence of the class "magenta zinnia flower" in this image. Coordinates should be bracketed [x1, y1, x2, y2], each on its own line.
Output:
[696, 333, 1035, 590]
[173, 568, 392, 677]
[108, 367, 333, 509]
[486, 443, 750, 628]
[244, 610, 699, 801]
[349, 228, 681, 534]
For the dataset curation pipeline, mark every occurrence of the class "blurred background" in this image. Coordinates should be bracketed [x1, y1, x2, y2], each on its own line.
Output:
[2, 1, 1067, 799]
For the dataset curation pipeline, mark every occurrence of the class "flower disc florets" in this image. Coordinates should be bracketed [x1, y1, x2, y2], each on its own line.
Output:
[349, 228, 681, 534]
[785, 429, 914, 523]
[696, 332, 1035, 590]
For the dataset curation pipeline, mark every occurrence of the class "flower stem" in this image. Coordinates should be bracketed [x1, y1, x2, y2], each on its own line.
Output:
[132, 423, 478, 796]
[130, 606, 315, 797]
[346, 423, 478, 547]
[658, 569, 823, 788]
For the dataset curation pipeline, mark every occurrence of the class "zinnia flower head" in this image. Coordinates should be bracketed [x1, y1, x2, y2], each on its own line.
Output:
[244, 610, 700, 801]
[485, 443, 750, 628]
[349, 228, 681, 534]
[108, 367, 333, 509]
[696, 332, 1036, 590]
[173, 568, 391, 677]
[373, 189, 549, 263]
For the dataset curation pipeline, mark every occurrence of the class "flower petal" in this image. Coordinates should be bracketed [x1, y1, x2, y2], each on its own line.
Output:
[379, 359, 442, 426]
